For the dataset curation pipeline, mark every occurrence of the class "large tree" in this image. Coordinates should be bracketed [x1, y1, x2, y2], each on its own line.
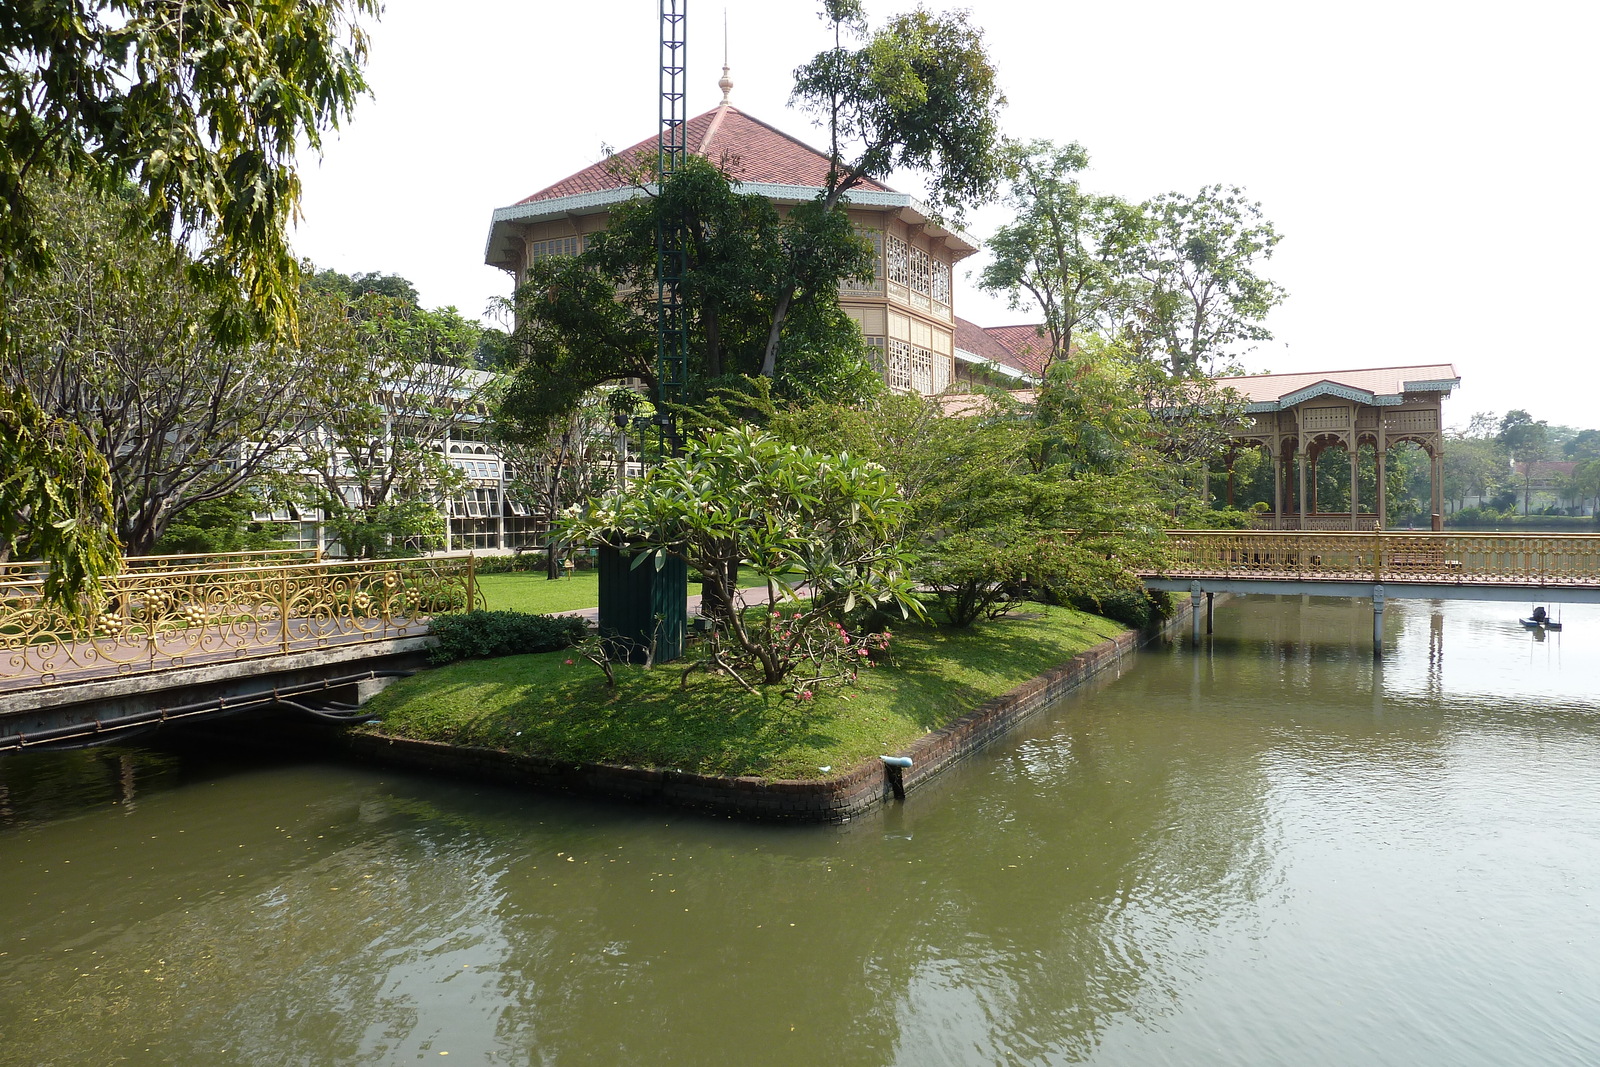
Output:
[285, 292, 486, 559]
[978, 140, 1144, 376]
[1, 0, 375, 343]
[771, 0, 1006, 375]
[1498, 409, 1552, 515]
[1124, 184, 1287, 376]
[1, 0, 375, 587]
[4, 184, 354, 555]
[497, 393, 618, 580]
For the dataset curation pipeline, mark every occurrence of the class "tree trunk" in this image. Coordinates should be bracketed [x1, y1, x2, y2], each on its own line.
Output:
[758, 286, 797, 378]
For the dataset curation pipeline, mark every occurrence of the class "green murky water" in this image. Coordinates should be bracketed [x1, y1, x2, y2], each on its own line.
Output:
[2, 596, 1598, 1065]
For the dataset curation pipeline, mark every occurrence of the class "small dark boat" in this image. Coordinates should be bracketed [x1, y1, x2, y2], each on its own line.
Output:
[1545, 619, 1564, 632]
[1520, 617, 1543, 629]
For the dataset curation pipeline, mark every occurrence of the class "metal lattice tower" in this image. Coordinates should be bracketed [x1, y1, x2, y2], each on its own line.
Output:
[655, 0, 688, 451]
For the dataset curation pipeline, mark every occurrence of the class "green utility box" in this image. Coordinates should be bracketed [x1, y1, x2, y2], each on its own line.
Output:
[596, 545, 686, 664]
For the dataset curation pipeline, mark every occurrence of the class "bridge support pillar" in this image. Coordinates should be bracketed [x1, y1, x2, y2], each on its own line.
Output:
[1206, 592, 1214, 634]
[1372, 583, 1385, 658]
[1190, 583, 1203, 647]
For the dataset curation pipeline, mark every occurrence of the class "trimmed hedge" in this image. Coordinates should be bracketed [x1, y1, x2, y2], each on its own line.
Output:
[428, 610, 589, 664]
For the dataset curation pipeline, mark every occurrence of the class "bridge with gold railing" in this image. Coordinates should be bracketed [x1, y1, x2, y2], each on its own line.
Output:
[1141, 530, 1600, 653]
[0, 552, 478, 750]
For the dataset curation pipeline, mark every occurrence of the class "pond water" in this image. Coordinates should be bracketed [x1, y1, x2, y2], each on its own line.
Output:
[2, 596, 1598, 1066]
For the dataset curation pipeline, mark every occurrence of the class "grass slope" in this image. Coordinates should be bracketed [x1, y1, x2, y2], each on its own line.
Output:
[364, 605, 1125, 780]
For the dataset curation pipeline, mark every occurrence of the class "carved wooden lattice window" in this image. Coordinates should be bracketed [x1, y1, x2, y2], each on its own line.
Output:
[931, 260, 950, 306]
[886, 235, 909, 288]
[886, 338, 913, 392]
[909, 344, 933, 394]
[910, 246, 931, 296]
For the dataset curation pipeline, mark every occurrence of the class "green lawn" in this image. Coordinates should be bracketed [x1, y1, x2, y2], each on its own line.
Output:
[473, 567, 772, 616]
[364, 605, 1125, 780]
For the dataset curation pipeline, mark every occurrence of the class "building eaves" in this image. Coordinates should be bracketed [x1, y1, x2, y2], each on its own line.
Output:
[485, 184, 980, 271]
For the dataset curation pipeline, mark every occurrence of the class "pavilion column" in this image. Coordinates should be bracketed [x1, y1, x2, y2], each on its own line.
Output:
[1350, 438, 1361, 531]
[1297, 444, 1308, 531]
[1431, 449, 1444, 531]
[1309, 451, 1319, 515]
[1271, 447, 1283, 529]
[1376, 424, 1387, 530]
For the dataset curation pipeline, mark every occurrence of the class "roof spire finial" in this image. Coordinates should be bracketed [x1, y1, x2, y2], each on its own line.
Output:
[719, 9, 733, 105]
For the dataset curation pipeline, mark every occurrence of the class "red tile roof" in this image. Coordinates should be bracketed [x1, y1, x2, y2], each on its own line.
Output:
[517, 106, 894, 204]
[1514, 460, 1577, 479]
[976, 323, 1054, 377]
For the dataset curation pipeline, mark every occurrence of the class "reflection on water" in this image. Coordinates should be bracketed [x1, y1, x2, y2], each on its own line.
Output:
[2, 596, 1598, 1066]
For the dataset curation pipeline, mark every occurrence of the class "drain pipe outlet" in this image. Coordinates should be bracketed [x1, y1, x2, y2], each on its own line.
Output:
[880, 754, 913, 801]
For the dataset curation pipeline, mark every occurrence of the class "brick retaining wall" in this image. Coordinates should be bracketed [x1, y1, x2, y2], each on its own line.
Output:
[346, 602, 1198, 823]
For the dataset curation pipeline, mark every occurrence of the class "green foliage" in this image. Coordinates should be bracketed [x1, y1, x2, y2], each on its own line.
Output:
[979, 140, 1145, 374]
[1126, 185, 1287, 376]
[771, 387, 1171, 629]
[152, 493, 288, 555]
[791, 4, 1006, 224]
[426, 610, 589, 665]
[1056, 588, 1167, 630]
[0, 0, 377, 344]
[305, 268, 419, 307]
[562, 426, 920, 686]
[1444, 434, 1505, 511]
[1498, 409, 1553, 514]
[283, 288, 486, 558]
[5, 184, 359, 554]
[499, 157, 879, 437]
[1565, 429, 1600, 461]
[497, 390, 628, 579]
[344, 291, 485, 369]
[0, 387, 122, 610]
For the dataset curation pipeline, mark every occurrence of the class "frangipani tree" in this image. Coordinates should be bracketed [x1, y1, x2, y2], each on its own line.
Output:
[562, 427, 920, 688]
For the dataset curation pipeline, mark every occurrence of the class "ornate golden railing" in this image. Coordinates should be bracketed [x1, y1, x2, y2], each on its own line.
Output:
[0, 548, 321, 583]
[1155, 531, 1600, 586]
[0, 556, 476, 687]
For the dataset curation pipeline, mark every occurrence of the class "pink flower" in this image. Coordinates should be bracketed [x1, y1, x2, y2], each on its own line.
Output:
[564, 658, 574, 665]
[800, 690, 813, 700]
[858, 648, 868, 656]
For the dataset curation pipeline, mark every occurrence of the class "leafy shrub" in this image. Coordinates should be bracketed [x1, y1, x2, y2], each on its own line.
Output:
[428, 610, 589, 664]
[1059, 588, 1168, 629]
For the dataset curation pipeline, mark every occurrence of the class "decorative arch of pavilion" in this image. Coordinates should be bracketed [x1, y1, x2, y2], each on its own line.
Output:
[1213, 365, 1460, 531]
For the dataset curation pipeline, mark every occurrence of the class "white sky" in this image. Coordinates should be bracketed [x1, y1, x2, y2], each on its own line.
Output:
[293, 0, 1599, 432]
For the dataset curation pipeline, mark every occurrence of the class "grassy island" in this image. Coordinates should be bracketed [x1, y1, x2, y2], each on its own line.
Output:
[362, 605, 1126, 781]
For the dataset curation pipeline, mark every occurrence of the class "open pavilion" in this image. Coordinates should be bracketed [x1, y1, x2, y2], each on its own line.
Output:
[1216, 365, 1460, 531]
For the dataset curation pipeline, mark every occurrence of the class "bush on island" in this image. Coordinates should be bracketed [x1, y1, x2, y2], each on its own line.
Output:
[428, 610, 588, 664]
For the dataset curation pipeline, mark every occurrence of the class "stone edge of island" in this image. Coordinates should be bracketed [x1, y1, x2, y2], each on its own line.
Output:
[344, 602, 1200, 823]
